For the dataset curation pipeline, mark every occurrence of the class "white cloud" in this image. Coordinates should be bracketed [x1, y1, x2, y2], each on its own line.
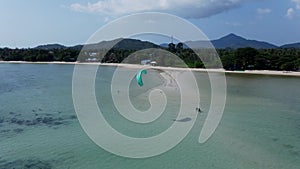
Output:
[104, 17, 110, 22]
[292, 0, 300, 9]
[70, 0, 247, 18]
[286, 8, 295, 19]
[257, 8, 271, 14]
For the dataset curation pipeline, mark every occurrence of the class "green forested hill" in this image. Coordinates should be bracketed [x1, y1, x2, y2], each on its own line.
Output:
[1, 38, 299, 71]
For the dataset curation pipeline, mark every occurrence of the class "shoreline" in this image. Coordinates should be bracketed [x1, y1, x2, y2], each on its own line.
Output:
[1, 60, 300, 77]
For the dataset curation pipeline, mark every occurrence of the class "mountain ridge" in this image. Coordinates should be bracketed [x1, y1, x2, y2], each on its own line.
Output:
[280, 42, 300, 48]
[184, 33, 278, 49]
[33, 34, 300, 50]
[34, 38, 159, 51]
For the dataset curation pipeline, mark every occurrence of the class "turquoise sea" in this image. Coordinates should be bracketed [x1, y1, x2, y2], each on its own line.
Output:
[0, 63, 299, 169]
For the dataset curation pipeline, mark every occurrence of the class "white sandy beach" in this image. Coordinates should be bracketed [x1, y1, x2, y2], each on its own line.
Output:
[1, 60, 300, 77]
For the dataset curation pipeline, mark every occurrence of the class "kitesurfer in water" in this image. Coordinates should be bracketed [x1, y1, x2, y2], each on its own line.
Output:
[196, 107, 202, 113]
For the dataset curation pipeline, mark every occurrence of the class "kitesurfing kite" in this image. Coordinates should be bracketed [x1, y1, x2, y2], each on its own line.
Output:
[136, 69, 147, 86]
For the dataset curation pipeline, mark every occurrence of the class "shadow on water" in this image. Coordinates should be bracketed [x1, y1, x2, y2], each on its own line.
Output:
[173, 117, 192, 122]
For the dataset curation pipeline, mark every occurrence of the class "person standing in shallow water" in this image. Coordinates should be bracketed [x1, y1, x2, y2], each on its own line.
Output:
[196, 107, 202, 113]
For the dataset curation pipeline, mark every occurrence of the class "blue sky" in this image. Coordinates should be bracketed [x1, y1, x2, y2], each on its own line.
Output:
[0, 0, 300, 48]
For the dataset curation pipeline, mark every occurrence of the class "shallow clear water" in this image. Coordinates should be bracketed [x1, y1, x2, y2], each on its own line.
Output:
[0, 63, 299, 169]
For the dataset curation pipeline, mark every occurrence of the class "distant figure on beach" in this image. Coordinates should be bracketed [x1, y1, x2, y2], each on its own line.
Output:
[196, 107, 202, 113]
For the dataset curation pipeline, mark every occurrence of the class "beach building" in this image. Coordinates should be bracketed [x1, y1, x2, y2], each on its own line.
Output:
[141, 59, 157, 66]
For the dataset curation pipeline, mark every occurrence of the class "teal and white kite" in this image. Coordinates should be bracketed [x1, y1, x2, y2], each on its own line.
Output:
[136, 69, 147, 86]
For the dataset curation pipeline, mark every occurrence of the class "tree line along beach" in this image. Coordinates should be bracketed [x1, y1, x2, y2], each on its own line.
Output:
[0, 35, 300, 73]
